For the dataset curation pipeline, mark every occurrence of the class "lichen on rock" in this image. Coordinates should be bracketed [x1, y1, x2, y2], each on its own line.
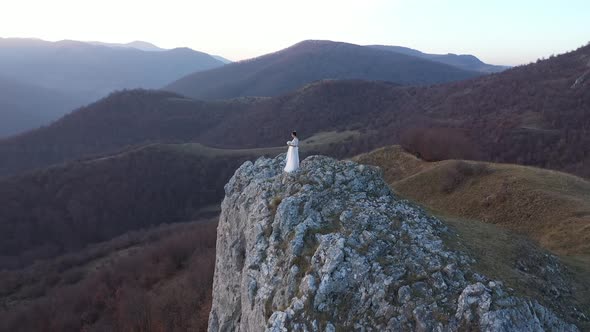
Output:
[208, 155, 579, 331]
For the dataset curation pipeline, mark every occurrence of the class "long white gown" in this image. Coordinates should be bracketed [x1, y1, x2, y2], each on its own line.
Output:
[284, 137, 299, 172]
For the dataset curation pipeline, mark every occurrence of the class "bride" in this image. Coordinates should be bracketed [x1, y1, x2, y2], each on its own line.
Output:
[284, 131, 299, 173]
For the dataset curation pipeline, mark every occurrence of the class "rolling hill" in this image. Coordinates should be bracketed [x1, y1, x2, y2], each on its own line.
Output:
[0, 86, 375, 177]
[0, 89, 255, 176]
[88, 40, 167, 52]
[354, 145, 590, 256]
[164, 40, 482, 100]
[368, 45, 509, 73]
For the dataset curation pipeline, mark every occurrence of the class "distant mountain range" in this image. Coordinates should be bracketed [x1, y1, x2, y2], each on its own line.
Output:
[0, 38, 224, 98]
[90, 40, 233, 63]
[88, 40, 167, 52]
[0, 37, 226, 137]
[211, 54, 233, 63]
[368, 45, 509, 73]
[0, 75, 84, 137]
[1, 42, 588, 179]
[0, 37, 508, 138]
[165, 40, 483, 100]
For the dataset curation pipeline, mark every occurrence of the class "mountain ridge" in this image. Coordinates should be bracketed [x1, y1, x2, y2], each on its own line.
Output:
[165, 39, 482, 100]
[368, 44, 509, 73]
[88, 40, 166, 51]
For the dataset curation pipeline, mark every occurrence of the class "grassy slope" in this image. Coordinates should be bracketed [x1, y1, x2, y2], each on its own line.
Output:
[354, 145, 590, 322]
[354, 145, 590, 256]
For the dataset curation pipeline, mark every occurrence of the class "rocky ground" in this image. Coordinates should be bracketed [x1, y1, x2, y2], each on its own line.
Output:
[208, 154, 581, 331]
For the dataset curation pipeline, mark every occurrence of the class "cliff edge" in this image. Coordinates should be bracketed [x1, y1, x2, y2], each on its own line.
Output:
[208, 155, 578, 331]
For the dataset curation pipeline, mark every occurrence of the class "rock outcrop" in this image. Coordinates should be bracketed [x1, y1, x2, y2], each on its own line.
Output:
[208, 155, 579, 331]
[571, 70, 590, 89]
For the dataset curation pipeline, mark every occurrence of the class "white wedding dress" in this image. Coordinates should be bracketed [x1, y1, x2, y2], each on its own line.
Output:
[284, 137, 299, 172]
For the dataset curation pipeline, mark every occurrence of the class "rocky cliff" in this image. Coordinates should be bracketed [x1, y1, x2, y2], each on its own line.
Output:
[208, 155, 579, 331]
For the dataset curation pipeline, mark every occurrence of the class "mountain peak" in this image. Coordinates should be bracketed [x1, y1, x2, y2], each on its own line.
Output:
[293, 39, 340, 46]
[209, 154, 577, 331]
[286, 39, 355, 50]
[125, 40, 164, 51]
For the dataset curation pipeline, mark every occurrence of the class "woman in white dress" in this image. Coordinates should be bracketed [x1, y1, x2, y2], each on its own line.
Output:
[284, 131, 299, 173]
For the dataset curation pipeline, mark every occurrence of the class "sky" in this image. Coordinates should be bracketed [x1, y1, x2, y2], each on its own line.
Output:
[1, 0, 588, 65]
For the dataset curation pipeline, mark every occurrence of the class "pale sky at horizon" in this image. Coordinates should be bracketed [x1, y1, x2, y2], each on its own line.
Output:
[1, 0, 588, 66]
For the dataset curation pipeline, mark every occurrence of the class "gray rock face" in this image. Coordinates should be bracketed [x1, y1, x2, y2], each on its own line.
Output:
[208, 155, 578, 331]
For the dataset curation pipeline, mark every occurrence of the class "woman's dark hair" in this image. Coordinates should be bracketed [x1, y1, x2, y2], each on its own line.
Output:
[292, 131, 297, 137]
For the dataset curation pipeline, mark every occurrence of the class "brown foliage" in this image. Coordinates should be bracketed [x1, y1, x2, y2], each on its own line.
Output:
[400, 127, 482, 161]
[0, 144, 247, 269]
[0, 220, 217, 332]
